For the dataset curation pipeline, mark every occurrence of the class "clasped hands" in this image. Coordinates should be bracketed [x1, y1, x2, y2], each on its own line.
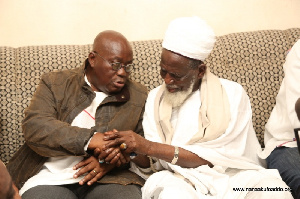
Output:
[73, 129, 146, 186]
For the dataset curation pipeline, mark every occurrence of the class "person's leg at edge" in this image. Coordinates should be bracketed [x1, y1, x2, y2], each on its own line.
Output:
[22, 185, 77, 199]
[83, 183, 142, 199]
[267, 147, 300, 199]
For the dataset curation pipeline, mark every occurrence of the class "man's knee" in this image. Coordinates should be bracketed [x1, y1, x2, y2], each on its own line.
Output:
[85, 184, 142, 199]
[142, 171, 197, 199]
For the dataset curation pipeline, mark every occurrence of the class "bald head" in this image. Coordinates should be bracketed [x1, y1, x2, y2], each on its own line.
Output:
[92, 30, 132, 54]
[86, 30, 133, 94]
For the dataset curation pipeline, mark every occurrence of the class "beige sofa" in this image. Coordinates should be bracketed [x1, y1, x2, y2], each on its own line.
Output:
[1, 28, 300, 164]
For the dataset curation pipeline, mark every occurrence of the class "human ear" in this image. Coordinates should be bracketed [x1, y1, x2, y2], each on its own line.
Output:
[88, 52, 96, 67]
[197, 63, 207, 79]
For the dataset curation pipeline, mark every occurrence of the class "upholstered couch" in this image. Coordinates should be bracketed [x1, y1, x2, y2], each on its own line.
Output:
[1, 28, 300, 165]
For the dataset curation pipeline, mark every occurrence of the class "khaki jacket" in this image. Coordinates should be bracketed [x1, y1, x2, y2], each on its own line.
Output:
[7, 60, 148, 189]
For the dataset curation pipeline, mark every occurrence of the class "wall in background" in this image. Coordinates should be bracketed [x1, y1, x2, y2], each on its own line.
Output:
[1, 0, 300, 47]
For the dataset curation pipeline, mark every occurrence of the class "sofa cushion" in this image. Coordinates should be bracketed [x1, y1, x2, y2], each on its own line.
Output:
[1, 28, 300, 163]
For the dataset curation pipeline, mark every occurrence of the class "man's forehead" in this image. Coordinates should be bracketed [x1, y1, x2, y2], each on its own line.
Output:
[160, 51, 190, 71]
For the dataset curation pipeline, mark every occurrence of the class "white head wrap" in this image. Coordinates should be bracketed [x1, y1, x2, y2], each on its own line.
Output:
[162, 16, 215, 61]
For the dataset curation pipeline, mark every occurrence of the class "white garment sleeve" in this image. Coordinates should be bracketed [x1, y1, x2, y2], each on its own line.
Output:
[83, 132, 98, 151]
[179, 80, 265, 169]
[283, 39, 300, 128]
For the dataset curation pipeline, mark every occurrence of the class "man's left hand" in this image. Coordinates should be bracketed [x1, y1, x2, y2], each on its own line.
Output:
[73, 156, 114, 186]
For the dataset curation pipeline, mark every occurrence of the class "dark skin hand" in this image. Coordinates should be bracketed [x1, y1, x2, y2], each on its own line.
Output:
[103, 130, 213, 168]
[92, 130, 129, 166]
[97, 129, 150, 168]
[74, 131, 129, 185]
[88, 132, 128, 166]
[73, 156, 114, 186]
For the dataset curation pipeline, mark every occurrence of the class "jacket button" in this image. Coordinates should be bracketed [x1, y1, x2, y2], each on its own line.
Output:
[121, 95, 125, 99]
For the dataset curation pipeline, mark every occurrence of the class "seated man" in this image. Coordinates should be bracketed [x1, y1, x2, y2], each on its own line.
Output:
[0, 160, 21, 199]
[7, 30, 148, 198]
[260, 39, 300, 198]
[101, 17, 292, 198]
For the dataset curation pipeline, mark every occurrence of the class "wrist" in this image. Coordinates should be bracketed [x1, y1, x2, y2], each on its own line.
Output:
[171, 146, 179, 165]
[144, 140, 153, 156]
[87, 132, 102, 150]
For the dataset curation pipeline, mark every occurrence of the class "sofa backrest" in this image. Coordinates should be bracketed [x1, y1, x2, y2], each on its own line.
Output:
[1, 28, 300, 164]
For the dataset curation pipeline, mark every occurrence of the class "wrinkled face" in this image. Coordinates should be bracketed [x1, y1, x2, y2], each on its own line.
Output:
[88, 34, 133, 94]
[159, 49, 205, 93]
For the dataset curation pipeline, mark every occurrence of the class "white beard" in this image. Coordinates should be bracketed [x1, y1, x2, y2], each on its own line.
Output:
[163, 79, 195, 108]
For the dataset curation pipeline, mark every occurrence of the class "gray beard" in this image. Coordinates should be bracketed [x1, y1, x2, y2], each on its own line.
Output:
[163, 79, 195, 108]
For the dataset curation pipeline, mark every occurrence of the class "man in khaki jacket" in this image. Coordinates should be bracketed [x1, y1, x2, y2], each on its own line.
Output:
[7, 30, 147, 199]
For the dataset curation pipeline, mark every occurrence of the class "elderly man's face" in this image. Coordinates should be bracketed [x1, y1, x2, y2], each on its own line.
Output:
[160, 49, 204, 93]
[159, 49, 205, 107]
[88, 32, 133, 94]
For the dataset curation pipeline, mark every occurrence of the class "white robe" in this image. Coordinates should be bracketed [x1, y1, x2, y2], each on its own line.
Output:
[131, 78, 292, 198]
[260, 39, 300, 159]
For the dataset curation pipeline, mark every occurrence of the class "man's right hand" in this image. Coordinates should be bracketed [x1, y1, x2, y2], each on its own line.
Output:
[88, 131, 128, 166]
[88, 132, 107, 150]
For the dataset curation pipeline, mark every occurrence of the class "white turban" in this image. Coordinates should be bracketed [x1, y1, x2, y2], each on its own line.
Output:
[162, 16, 215, 61]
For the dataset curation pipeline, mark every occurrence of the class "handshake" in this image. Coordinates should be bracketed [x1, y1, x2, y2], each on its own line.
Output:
[73, 129, 149, 186]
[91, 129, 141, 166]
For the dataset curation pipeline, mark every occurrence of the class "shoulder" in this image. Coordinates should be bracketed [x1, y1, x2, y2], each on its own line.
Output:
[220, 78, 249, 103]
[127, 80, 148, 95]
[143, 85, 163, 108]
[127, 80, 148, 102]
[293, 39, 300, 50]
[40, 67, 81, 85]
[219, 78, 252, 116]
[220, 78, 245, 93]
[148, 85, 162, 100]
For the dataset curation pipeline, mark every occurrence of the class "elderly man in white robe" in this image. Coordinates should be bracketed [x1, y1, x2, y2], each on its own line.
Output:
[101, 17, 292, 198]
[259, 39, 300, 198]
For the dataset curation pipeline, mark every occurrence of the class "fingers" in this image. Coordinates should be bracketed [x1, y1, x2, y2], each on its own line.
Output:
[103, 129, 119, 140]
[118, 152, 130, 165]
[73, 156, 98, 178]
[104, 129, 118, 136]
[79, 164, 115, 186]
[79, 169, 101, 186]
[74, 162, 92, 178]
[97, 147, 114, 160]
[94, 148, 101, 157]
[104, 148, 121, 164]
[103, 140, 122, 150]
[73, 157, 91, 170]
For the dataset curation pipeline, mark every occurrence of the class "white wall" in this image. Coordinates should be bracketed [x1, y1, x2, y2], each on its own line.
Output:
[1, 0, 300, 47]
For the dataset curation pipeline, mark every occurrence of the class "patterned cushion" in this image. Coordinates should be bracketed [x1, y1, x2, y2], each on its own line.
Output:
[0, 47, 17, 164]
[206, 28, 300, 146]
[0, 28, 300, 163]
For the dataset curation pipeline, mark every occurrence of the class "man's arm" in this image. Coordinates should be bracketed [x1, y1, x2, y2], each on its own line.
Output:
[23, 76, 95, 157]
[102, 130, 212, 168]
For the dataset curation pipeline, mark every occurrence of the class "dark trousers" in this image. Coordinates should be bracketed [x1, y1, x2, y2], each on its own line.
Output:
[22, 183, 142, 199]
[267, 147, 300, 199]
